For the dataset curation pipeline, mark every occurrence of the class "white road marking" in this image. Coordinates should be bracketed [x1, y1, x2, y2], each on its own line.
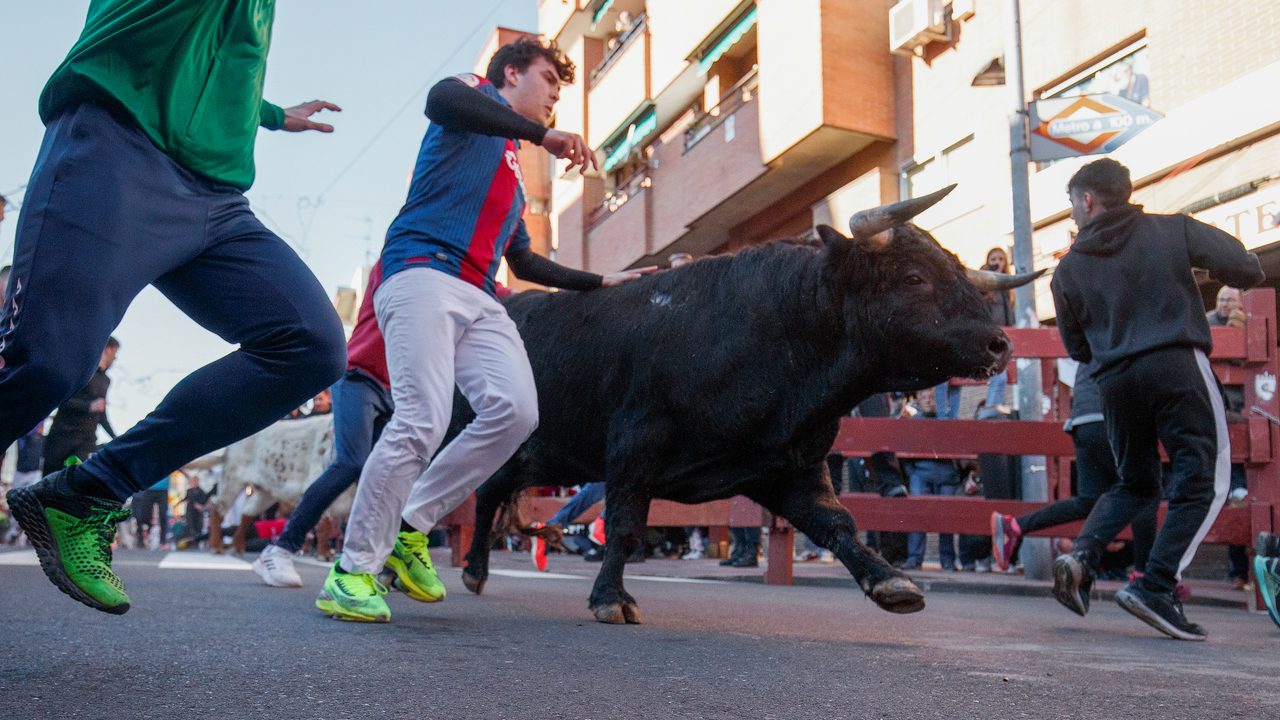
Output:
[488, 568, 724, 584]
[158, 552, 251, 571]
[0, 550, 38, 566]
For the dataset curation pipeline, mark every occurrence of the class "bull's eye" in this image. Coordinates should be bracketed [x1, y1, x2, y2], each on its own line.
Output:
[904, 273, 925, 286]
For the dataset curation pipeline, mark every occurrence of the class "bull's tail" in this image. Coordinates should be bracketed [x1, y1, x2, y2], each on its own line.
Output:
[498, 490, 568, 552]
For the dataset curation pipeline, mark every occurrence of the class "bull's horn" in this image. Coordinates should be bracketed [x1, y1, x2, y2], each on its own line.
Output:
[965, 267, 1046, 291]
[847, 184, 957, 252]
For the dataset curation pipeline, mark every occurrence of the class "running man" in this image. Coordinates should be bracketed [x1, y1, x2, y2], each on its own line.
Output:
[3, 1, 348, 615]
[318, 36, 650, 622]
[1048, 158, 1263, 640]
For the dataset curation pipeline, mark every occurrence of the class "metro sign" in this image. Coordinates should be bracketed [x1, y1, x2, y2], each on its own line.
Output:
[1028, 93, 1163, 162]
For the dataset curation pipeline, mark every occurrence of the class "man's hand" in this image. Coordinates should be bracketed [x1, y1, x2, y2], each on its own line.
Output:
[90, 398, 107, 413]
[541, 129, 598, 173]
[601, 266, 658, 287]
[283, 100, 342, 133]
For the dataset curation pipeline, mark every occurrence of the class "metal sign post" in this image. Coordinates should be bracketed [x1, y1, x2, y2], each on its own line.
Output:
[1004, 0, 1050, 580]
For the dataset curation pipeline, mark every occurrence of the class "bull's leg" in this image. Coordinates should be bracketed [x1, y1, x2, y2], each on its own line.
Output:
[587, 484, 650, 625]
[232, 515, 255, 557]
[461, 458, 526, 595]
[749, 467, 924, 614]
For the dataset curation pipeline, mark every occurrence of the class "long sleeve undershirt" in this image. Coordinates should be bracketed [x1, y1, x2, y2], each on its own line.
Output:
[505, 248, 603, 291]
[425, 78, 549, 144]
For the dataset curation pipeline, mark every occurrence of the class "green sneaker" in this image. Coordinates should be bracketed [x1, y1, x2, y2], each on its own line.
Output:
[386, 530, 447, 602]
[6, 466, 132, 614]
[315, 562, 391, 623]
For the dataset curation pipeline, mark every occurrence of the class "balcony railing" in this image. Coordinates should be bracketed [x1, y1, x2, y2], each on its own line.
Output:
[587, 167, 650, 229]
[590, 13, 647, 84]
[684, 65, 759, 152]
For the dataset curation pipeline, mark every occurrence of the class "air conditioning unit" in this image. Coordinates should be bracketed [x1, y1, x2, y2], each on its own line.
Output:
[889, 0, 949, 56]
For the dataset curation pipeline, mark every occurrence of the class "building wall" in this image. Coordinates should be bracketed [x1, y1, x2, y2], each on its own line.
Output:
[897, 0, 1280, 317]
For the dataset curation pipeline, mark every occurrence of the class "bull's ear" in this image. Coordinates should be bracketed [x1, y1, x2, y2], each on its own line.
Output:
[815, 225, 848, 247]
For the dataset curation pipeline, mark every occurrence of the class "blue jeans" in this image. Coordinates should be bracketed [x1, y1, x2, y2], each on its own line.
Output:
[980, 368, 1009, 416]
[275, 372, 393, 553]
[907, 473, 959, 568]
[549, 482, 606, 527]
[934, 381, 961, 419]
[0, 103, 346, 501]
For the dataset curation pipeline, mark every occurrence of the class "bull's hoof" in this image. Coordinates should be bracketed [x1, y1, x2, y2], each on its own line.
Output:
[592, 603, 627, 624]
[462, 570, 487, 596]
[869, 576, 926, 614]
[621, 602, 642, 624]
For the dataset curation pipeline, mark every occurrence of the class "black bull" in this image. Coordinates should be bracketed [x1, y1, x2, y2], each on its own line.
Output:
[446, 187, 1040, 624]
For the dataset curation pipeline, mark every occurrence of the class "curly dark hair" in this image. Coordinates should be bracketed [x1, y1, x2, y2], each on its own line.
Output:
[1067, 158, 1132, 209]
[486, 36, 575, 87]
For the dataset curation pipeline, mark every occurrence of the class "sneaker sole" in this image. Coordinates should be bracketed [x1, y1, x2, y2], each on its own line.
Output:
[6, 486, 129, 615]
[1115, 589, 1206, 641]
[1253, 556, 1280, 630]
[385, 557, 445, 603]
[1052, 557, 1089, 617]
[315, 595, 389, 623]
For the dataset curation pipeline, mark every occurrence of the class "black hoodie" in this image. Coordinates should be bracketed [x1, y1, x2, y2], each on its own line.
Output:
[1050, 204, 1264, 374]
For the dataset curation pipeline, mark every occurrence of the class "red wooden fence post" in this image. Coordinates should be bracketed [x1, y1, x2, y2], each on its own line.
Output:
[1244, 289, 1279, 610]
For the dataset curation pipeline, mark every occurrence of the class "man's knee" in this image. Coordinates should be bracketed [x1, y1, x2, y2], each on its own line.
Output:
[294, 309, 348, 388]
[478, 394, 538, 439]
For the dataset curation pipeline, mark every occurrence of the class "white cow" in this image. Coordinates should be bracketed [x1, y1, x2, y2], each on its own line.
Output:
[186, 414, 352, 554]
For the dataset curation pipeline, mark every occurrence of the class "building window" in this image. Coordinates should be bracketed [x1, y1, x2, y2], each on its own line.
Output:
[1041, 43, 1151, 107]
[904, 134, 976, 199]
[1033, 42, 1151, 170]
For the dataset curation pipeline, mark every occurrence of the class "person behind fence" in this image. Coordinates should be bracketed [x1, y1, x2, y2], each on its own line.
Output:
[901, 387, 961, 571]
[991, 358, 1157, 577]
[1204, 285, 1251, 589]
[131, 476, 170, 550]
[1048, 157, 1263, 641]
[1254, 531, 1280, 630]
[977, 247, 1014, 419]
[529, 482, 607, 571]
[179, 478, 210, 550]
[41, 337, 119, 475]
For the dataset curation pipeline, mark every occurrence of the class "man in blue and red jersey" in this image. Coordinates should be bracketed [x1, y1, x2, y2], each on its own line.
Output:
[318, 37, 651, 622]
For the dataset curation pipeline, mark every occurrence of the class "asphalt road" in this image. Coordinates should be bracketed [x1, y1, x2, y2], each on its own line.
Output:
[1, 548, 1277, 720]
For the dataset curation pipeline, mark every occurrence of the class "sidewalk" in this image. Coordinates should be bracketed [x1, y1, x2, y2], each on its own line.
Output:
[484, 548, 1251, 610]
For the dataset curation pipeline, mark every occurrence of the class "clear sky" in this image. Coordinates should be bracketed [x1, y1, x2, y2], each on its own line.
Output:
[0, 1, 536, 433]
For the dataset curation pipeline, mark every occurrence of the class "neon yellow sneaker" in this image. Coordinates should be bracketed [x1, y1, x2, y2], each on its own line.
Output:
[315, 562, 390, 622]
[386, 530, 446, 602]
[6, 465, 132, 614]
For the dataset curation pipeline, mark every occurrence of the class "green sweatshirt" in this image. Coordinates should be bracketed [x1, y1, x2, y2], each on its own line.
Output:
[39, 0, 287, 190]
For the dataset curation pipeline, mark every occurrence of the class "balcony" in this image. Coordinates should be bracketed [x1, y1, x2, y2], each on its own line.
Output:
[586, 14, 649, 148]
[646, 69, 766, 258]
[584, 175, 649, 273]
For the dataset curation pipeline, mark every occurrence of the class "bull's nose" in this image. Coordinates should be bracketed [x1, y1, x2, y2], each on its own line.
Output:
[988, 334, 1010, 357]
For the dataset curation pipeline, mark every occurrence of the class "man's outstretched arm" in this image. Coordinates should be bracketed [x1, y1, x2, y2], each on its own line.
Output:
[426, 77, 596, 172]
[260, 100, 343, 133]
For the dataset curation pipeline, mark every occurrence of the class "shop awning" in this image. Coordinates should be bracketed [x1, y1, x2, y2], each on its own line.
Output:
[602, 106, 658, 173]
[592, 0, 615, 25]
[697, 6, 758, 75]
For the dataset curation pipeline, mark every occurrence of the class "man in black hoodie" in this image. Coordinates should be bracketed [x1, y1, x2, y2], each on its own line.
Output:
[1049, 158, 1264, 640]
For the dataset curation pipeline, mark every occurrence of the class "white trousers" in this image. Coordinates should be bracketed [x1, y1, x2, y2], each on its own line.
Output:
[340, 268, 538, 574]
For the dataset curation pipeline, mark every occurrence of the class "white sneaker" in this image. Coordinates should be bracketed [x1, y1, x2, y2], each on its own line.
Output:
[681, 549, 705, 560]
[253, 544, 303, 588]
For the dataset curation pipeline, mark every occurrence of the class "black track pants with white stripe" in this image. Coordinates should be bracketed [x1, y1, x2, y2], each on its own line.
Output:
[1077, 346, 1229, 594]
